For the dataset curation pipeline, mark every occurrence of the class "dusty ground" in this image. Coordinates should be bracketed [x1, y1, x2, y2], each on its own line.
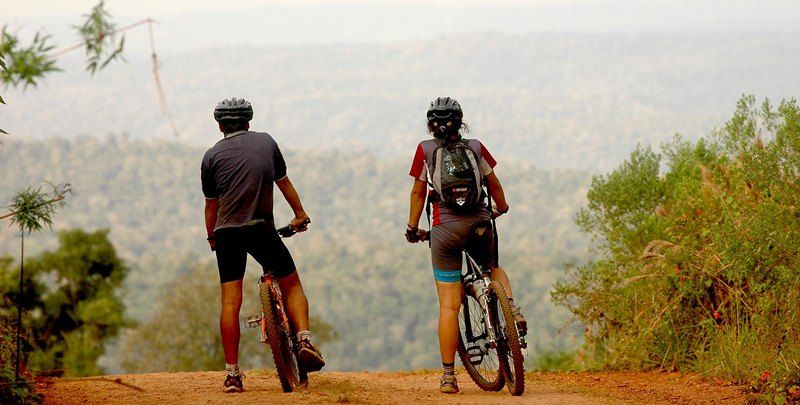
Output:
[37, 369, 748, 404]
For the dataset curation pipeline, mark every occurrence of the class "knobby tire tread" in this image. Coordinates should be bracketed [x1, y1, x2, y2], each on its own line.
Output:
[259, 281, 298, 392]
[489, 281, 525, 396]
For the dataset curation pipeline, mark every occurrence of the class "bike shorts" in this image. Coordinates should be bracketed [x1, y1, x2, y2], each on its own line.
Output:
[213, 225, 297, 284]
[429, 213, 495, 283]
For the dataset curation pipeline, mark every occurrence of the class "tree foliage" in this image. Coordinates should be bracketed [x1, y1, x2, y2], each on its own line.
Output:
[75, 1, 126, 74]
[553, 96, 800, 400]
[0, 2, 125, 136]
[5, 183, 71, 234]
[0, 28, 59, 90]
[0, 229, 130, 377]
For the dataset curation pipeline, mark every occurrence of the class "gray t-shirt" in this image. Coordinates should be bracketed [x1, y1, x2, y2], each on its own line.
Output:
[201, 131, 287, 230]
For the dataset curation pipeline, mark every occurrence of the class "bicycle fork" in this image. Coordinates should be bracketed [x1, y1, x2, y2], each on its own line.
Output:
[471, 277, 499, 348]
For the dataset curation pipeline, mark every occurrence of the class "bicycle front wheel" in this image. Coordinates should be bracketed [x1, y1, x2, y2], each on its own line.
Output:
[489, 281, 525, 396]
[259, 279, 304, 392]
[457, 289, 505, 391]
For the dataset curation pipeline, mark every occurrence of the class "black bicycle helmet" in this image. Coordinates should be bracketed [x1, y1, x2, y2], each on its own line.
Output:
[426, 97, 463, 122]
[214, 98, 253, 122]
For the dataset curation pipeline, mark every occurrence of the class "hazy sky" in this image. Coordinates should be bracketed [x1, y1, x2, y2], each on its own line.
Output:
[6, 1, 570, 17]
[4, 0, 799, 55]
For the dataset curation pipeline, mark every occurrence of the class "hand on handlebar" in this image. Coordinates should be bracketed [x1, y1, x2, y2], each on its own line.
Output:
[405, 225, 428, 243]
[491, 203, 509, 219]
[290, 213, 311, 233]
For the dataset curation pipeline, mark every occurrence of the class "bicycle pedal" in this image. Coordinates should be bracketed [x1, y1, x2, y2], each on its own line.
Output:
[245, 315, 262, 328]
[466, 346, 485, 365]
[466, 345, 483, 356]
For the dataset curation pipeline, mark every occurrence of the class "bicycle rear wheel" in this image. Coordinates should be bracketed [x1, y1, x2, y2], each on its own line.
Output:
[489, 281, 525, 396]
[259, 279, 304, 392]
[456, 289, 505, 391]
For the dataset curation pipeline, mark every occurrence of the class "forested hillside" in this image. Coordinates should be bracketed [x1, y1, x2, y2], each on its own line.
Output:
[0, 136, 589, 371]
[4, 33, 800, 171]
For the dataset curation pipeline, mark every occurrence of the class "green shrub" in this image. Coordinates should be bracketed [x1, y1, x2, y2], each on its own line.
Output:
[553, 95, 800, 400]
[0, 311, 41, 404]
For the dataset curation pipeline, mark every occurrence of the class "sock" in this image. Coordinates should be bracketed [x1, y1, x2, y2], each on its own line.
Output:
[442, 362, 455, 376]
[226, 363, 239, 376]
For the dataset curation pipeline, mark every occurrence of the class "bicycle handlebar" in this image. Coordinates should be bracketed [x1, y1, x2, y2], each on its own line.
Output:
[276, 218, 311, 238]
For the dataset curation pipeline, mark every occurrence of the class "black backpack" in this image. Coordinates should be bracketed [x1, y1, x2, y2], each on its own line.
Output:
[428, 139, 484, 212]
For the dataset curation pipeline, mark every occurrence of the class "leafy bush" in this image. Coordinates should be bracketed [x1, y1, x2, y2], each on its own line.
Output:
[553, 95, 800, 400]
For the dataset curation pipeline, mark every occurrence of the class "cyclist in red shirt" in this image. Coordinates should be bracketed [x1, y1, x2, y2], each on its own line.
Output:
[406, 97, 526, 394]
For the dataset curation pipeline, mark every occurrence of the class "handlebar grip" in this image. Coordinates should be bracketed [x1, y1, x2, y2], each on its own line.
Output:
[276, 225, 293, 238]
[277, 218, 311, 238]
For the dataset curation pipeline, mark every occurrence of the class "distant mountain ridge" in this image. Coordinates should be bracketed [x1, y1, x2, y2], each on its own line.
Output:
[3, 32, 799, 171]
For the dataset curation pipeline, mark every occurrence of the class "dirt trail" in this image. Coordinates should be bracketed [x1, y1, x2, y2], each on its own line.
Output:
[37, 370, 748, 404]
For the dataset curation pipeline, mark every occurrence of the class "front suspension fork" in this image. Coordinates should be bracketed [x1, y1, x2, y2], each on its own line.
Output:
[471, 277, 498, 347]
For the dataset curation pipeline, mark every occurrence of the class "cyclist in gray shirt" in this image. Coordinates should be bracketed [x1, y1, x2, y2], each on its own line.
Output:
[202, 98, 324, 393]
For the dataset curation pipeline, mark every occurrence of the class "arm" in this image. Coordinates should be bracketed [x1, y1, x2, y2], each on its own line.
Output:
[406, 179, 428, 243]
[485, 171, 509, 215]
[275, 176, 310, 230]
[204, 198, 219, 250]
[408, 179, 428, 228]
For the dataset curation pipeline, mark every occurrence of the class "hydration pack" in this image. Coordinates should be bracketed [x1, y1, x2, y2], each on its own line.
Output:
[428, 139, 484, 212]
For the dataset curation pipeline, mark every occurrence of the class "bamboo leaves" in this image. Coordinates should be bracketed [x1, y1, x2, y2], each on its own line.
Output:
[75, 1, 126, 74]
[0, 28, 60, 90]
[5, 183, 72, 234]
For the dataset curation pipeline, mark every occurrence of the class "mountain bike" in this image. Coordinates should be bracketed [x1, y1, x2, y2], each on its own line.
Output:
[245, 218, 310, 392]
[422, 223, 526, 396]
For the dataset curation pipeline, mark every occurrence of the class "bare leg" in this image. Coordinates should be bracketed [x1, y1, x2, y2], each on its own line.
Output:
[220, 279, 244, 365]
[490, 266, 513, 298]
[276, 271, 310, 332]
[434, 280, 463, 363]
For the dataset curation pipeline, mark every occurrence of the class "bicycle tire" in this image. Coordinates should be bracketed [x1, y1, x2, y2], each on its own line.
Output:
[489, 281, 525, 396]
[457, 289, 505, 391]
[259, 279, 303, 392]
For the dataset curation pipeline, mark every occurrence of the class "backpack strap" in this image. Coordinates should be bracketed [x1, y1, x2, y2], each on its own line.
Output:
[458, 139, 483, 197]
[429, 139, 446, 199]
[425, 191, 432, 247]
[484, 176, 500, 267]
